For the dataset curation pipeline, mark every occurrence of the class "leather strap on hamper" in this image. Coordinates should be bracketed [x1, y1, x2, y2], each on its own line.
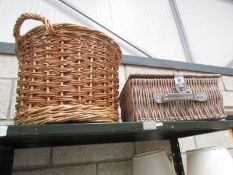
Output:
[155, 74, 208, 104]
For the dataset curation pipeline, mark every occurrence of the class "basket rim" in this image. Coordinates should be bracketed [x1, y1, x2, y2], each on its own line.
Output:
[16, 23, 122, 52]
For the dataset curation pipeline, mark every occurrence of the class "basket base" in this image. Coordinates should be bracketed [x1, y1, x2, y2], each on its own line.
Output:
[14, 104, 118, 124]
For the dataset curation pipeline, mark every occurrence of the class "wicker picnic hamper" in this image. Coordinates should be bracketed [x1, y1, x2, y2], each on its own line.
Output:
[120, 74, 226, 122]
[13, 13, 122, 124]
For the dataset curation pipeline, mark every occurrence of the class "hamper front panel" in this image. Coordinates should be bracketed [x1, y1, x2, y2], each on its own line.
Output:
[120, 75, 225, 122]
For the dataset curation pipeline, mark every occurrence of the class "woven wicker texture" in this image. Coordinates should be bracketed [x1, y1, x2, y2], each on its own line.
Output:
[120, 74, 226, 122]
[13, 13, 122, 124]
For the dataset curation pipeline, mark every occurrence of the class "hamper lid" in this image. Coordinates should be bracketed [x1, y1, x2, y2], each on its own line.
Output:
[120, 73, 221, 98]
[127, 74, 221, 79]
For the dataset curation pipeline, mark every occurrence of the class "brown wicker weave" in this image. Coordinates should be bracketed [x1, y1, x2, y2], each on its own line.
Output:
[120, 74, 226, 122]
[13, 13, 122, 124]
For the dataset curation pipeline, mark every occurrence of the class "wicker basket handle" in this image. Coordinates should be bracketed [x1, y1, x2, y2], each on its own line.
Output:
[13, 13, 55, 41]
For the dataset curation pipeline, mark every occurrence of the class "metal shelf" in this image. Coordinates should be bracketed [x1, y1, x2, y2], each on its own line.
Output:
[0, 120, 233, 175]
[1, 120, 233, 148]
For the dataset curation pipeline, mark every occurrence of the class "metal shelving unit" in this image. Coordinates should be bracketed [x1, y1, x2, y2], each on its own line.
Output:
[1, 120, 233, 175]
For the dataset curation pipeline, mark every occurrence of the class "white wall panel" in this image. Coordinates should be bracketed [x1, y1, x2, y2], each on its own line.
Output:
[177, 0, 233, 67]
[0, 0, 112, 42]
[110, 0, 186, 60]
[0, 0, 186, 61]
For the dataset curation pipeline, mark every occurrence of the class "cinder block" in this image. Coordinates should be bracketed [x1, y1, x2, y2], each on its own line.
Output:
[0, 54, 18, 78]
[222, 76, 233, 91]
[10, 80, 17, 119]
[218, 78, 225, 91]
[125, 65, 177, 78]
[0, 80, 12, 119]
[119, 65, 126, 85]
[98, 161, 132, 175]
[222, 91, 233, 107]
[179, 136, 196, 153]
[13, 148, 51, 168]
[194, 130, 233, 149]
[135, 140, 171, 155]
[0, 120, 14, 125]
[13, 164, 96, 175]
[52, 142, 134, 165]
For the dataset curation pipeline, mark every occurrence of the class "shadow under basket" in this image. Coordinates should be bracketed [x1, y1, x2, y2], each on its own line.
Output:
[120, 74, 226, 122]
[13, 13, 122, 124]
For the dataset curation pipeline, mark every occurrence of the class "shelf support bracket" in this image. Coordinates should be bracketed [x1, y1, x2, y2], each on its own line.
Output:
[170, 138, 185, 175]
[0, 145, 14, 175]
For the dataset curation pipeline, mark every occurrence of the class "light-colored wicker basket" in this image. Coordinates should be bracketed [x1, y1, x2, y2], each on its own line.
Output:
[13, 13, 122, 124]
[120, 74, 226, 122]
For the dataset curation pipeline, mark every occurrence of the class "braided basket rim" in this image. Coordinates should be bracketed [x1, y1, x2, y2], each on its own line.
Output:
[18, 23, 121, 50]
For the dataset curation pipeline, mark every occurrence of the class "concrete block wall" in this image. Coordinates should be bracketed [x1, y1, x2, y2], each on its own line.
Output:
[0, 54, 17, 124]
[12, 141, 172, 175]
[1, 54, 233, 174]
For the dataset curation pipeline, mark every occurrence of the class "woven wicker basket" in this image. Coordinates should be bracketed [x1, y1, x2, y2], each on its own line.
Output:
[13, 13, 122, 124]
[120, 74, 226, 122]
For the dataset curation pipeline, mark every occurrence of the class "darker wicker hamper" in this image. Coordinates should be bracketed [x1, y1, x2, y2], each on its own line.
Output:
[120, 74, 226, 122]
[13, 13, 122, 124]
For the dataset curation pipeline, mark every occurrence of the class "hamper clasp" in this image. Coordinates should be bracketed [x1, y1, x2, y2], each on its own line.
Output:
[174, 74, 191, 93]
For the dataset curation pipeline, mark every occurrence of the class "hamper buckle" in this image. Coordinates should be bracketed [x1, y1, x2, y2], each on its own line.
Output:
[155, 74, 208, 103]
[174, 74, 191, 93]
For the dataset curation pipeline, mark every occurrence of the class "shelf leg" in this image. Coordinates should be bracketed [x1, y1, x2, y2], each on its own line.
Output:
[170, 138, 185, 175]
[0, 146, 14, 175]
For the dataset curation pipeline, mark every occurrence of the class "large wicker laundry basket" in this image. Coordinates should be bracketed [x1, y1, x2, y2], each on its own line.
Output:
[13, 13, 122, 124]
